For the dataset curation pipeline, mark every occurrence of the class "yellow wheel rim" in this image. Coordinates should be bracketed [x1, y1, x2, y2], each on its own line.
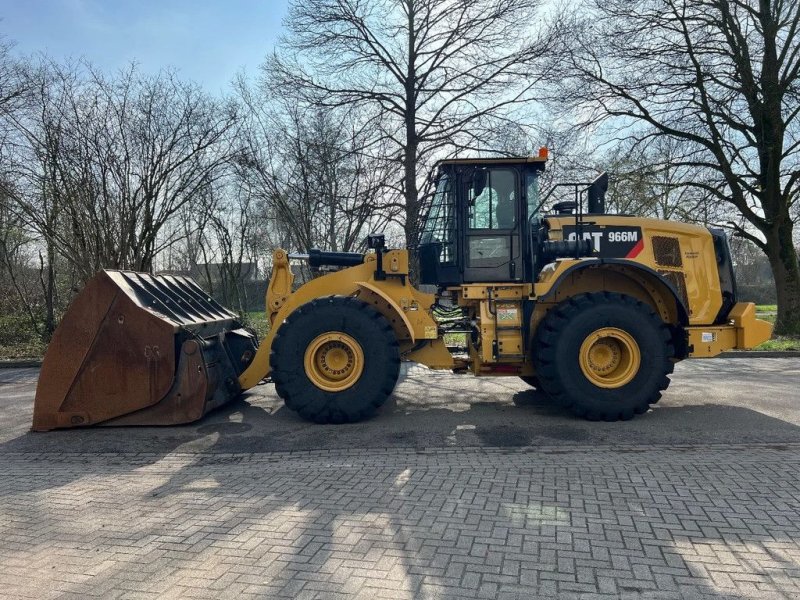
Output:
[578, 327, 641, 389]
[304, 332, 364, 392]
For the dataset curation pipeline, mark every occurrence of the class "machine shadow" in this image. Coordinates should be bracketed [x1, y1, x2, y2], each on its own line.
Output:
[4, 374, 800, 459]
[48, 395, 800, 599]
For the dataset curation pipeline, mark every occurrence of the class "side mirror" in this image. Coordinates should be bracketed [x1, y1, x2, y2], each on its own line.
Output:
[472, 169, 487, 198]
[367, 233, 386, 251]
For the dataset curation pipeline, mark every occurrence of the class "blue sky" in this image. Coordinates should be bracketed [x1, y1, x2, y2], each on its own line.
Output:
[0, 0, 289, 92]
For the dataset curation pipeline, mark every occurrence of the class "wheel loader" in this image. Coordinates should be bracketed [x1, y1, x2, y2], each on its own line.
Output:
[32, 153, 773, 430]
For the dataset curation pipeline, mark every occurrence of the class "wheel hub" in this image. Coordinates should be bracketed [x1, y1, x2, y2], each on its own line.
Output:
[304, 332, 364, 392]
[579, 327, 641, 389]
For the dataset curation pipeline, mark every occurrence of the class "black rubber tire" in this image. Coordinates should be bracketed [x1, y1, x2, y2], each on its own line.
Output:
[533, 292, 674, 421]
[519, 375, 540, 388]
[270, 296, 400, 424]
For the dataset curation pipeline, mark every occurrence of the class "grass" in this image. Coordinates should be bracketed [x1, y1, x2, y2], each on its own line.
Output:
[244, 311, 270, 341]
[755, 306, 777, 325]
[0, 315, 48, 360]
[753, 307, 799, 351]
[0, 339, 47, 360]
[756, 336, 800, 352]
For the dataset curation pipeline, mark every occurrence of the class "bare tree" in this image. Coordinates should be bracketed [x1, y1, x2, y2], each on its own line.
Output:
[602, 137, 726, 224]
[0, 38, 55, 339]
[0, 36, 27, 113]
[271, 0, 554, 250]
[235, 80, 401, 255]
[0, 55, 67, 336]
[0, 182, 38, 332]
[2, 61, 239, 282]
[200, 178, 259, 314]
[554, 0, 800, 334]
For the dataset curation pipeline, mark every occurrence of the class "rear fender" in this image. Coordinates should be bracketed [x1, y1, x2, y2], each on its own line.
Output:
[535, 259, 689, 326]
[532, 259, 691, 359]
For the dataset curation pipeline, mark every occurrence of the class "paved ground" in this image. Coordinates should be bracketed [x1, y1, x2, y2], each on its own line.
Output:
[1, 359, 799, 598]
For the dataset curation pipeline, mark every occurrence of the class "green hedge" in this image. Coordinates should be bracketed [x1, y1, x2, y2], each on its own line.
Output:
[0, 314, 41, 346]
[737, 283, 777, 305]
[0, 315, 46, 359]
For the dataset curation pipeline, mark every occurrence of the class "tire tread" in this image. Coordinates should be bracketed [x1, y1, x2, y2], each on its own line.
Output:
[270, 295, 400, 424]
[534, 292, 675, 420]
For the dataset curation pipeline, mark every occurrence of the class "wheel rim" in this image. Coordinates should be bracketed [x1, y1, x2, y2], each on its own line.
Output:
[578, 327, 641, 389]
[304, 332, 364, 392]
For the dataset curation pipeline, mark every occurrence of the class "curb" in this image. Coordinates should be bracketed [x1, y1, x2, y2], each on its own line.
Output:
[718, 351, 800, 358]
[0, 359, 43, 369]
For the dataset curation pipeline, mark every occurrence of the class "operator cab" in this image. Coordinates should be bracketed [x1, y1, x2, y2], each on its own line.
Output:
[418, 155, 547, 286]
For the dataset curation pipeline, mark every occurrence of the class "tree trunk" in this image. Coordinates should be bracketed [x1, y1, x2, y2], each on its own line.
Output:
[403, 141, 419, 249]
[404, 3, 419, 276]
[764, 220, 800, 335]
[41, 240, 56, 341]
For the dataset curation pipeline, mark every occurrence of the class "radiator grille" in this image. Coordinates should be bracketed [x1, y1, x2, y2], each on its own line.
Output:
[659, 270, 689, 310]
[652, 236, 682, 267]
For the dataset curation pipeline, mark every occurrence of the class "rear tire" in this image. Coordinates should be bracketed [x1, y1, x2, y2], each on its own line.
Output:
[270, 296, 400, 423]
[533, 292, 674, 421]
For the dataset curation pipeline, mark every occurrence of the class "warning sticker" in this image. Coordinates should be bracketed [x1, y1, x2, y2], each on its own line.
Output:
[497, 306, 518, 322]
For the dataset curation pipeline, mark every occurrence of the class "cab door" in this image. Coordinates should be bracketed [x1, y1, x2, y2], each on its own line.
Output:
[463, 167, 521, 282]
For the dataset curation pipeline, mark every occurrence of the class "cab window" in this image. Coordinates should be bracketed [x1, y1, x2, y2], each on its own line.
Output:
[469, 169, 516, 229]
[420, 175, 456, 263]
[526, 172, 540, 221]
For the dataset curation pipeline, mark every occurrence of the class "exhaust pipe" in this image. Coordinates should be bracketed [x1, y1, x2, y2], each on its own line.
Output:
[587, 172, 609, 214]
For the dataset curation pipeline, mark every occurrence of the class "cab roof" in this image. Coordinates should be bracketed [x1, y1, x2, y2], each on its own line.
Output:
[436, 156, 547, 167]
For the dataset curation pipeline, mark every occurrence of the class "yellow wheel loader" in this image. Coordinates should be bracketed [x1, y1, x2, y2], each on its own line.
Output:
[32, 155, 773, 430]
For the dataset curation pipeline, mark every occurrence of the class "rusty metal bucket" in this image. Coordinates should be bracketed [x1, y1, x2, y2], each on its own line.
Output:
[32, 270, 257, 431]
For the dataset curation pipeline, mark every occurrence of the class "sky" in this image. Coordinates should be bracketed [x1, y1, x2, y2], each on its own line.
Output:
[0, 0, 289, 93]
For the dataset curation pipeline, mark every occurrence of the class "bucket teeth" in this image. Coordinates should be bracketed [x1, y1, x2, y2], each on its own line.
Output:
[32, 270, 258, 431]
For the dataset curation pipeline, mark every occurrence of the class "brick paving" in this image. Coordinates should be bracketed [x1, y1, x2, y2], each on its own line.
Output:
[2, 444, 800, 599]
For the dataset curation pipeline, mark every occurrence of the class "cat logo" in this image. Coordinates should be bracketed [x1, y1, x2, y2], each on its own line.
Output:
[563, 225, 644, 259]
[567, 230, 604, 250]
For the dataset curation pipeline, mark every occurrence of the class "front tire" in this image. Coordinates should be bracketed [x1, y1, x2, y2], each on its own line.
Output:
[533, 292, 674, 421]
[270, 296, 400, 423]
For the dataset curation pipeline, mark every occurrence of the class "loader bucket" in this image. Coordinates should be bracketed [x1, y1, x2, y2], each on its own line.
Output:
[32, 270, 258, 431]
